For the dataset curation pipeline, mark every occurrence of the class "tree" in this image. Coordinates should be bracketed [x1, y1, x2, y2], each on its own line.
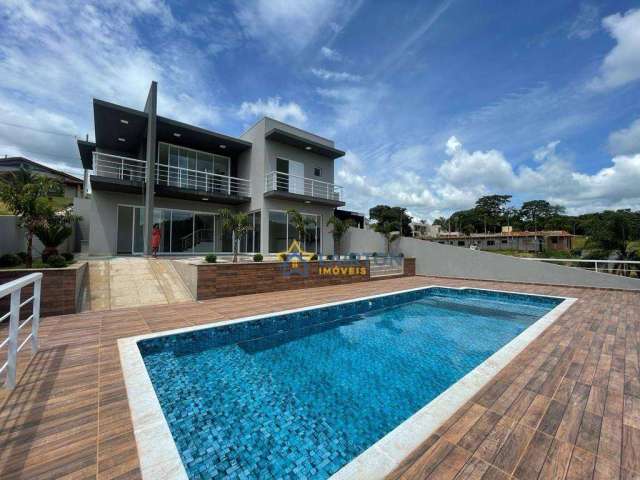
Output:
[219, 209, 253, 263]
[475, 195, 512, 232]
[0, 165, 57, 267]
[369, 205, 412, 236]
[519, 200, 565, 231]
[374, 221, 400, 255]
[326, 216, 354, 256]
[286, 209, 315, 247]
[433, 216, 448, 228]
[34, 211, 76, 261]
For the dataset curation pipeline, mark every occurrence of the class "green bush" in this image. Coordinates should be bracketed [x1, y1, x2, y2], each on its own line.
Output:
[0, 254, 21, 268]
[371, 252, 378, 257]
[205, 254, 217, 263]
[349, 253, 357, 260]
[46, 255, 66, 268]
[62, 252, 74, 262]
[253, 253, 263, 262]
[326, 254, 333, 260]
[16, 252, 27, 262]
[310, 254, 318, 261]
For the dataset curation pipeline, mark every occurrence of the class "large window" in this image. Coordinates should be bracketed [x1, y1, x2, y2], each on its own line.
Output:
[268, 210, 321, 253]
[239, 211, 261, 253]
[157, 142, 230, 191]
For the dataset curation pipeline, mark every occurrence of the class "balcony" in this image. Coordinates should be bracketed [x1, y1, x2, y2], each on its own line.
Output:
[91, 152, 251, 203]
[264, 171, 345, 207]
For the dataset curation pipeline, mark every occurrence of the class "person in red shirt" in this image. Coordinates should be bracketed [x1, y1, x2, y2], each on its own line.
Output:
[151, 224, 161, 258]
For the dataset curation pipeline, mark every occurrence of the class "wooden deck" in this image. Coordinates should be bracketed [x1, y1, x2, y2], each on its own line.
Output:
[0, 276, 639, 479]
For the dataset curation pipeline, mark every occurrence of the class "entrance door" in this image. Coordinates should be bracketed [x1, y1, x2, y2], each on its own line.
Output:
[116, 205, 144, 255]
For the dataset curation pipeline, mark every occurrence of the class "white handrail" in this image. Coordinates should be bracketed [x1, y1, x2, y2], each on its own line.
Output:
[264, 171, 343, 201]
[521, 258, 640, 275]
[1, 272, 42, 389]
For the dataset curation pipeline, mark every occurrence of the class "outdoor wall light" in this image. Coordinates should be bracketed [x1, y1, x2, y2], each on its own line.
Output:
[120, 119, 129, 124]
[173, 132, 181, 138]
[117, 137, 126, 142]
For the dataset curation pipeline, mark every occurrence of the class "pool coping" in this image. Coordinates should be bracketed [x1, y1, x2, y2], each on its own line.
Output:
[117, 285, 576, 480]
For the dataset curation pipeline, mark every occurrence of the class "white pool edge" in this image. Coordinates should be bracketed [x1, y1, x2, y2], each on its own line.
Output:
[117, 285, 576, 480]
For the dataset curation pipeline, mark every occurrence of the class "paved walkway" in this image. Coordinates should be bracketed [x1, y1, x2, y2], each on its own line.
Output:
[86, 258, 192, 311]
[0, 277, 638, 479]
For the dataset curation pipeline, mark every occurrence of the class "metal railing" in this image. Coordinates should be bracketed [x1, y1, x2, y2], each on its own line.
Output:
[265, 171, 343, 201]
[522, 258, 640, 277]
[369, 256, 404, 277]
[156, 164, 251, 197]
[93, 152, 146, 182]
[1, 273, 42, 389]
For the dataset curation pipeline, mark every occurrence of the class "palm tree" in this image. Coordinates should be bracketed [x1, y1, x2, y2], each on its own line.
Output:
[0, 166, 57, 267]
[373, 221, 400, 255]
[286, 209, 314, 247]
[34, 210, 77, 261]
[219, 209, 253, 263]
[326, 216, 354, 257]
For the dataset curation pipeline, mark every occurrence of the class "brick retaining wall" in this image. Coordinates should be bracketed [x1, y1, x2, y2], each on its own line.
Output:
[0, 262, 87, 317]
[404, 257, 416, 276]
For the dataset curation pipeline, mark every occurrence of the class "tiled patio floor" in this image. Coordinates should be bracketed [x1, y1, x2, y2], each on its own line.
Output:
[1, 276, 639, 479]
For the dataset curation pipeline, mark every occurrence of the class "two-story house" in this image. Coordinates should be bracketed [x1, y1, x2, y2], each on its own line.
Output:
[76, 82, 345, 257]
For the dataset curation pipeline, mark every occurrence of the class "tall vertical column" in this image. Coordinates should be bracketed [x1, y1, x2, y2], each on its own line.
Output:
[143, 81, 158, 256]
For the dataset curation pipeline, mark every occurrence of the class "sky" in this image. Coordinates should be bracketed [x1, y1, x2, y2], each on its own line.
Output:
[1, 0, 639, 222]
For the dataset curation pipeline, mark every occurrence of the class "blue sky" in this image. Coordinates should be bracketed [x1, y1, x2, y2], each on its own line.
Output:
[1, 0, 639, 220]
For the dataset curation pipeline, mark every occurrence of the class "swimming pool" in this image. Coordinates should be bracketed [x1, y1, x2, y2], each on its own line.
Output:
[120, 286, 574, 479]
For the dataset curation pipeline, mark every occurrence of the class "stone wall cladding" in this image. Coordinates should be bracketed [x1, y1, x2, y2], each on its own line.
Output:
[0, 262, 87, 317]
[195, 260, 371, 300]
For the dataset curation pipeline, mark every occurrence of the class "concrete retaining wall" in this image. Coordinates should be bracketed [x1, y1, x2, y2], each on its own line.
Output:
[343, 229, 640, 291]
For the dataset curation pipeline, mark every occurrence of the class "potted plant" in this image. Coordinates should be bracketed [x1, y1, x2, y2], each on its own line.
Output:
[34, 214, 75, 262]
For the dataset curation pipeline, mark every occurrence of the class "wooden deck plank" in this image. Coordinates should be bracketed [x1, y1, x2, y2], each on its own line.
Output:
[0, 275, 638, 479]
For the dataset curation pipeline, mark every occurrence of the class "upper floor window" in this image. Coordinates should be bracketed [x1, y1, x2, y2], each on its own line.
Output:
[313, 167, 322, 177]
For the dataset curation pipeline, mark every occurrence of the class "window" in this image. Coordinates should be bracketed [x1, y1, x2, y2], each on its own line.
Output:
[551, 237, 558, 244]
[314, 167, 322, 177]
[487, 240, 495, 246]
[239, 211, 261, 254]
[157, 142, 230, 191]
[268, 210, 321, 253]
[457, 241, 465, 246]
[501, 239, 508, 244]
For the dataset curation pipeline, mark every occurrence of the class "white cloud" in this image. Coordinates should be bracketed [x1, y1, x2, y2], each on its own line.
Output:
[567, 3, 600, 40]
[235, 0, 342, 53]
[589, 9, 640, 91]
[320, 46, 342, 61]
[310, 68, 361, 82]
[0, 0, 226, 175]
[339, 136, 640, 220]
[237, 97, 307, 126]
[608, 118, 640, 156]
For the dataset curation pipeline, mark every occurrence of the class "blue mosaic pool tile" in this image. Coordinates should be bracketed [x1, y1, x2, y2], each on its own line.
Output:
[139, 287, 561, 479]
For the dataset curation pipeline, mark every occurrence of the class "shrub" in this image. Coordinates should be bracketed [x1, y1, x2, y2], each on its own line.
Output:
[205, 254, 217, 263]
[326, 254, 333, 260]
[0, 254, 21, 268]
[349, 253, 357, 260]
[398, 252, 404, 258]
[371, 252, 378, 257]
[62, 252, 74, 262]
[16, 252, 27, 262]
[46, 254, 66, 268]
[253, 253, 263, 262]
[310, 254, 318, 261]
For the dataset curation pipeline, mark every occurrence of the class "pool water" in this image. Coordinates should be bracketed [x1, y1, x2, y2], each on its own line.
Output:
[139, 288, 561, 479]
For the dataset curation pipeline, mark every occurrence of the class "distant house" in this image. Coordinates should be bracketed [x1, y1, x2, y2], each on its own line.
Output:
[334, 209, 366, 229]
[0, 156, 83, 199]
[411, 221, 441, 239]
[425, 230, 573, 252]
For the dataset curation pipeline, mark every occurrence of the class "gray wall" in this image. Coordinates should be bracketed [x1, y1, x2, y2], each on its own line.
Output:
[0, 215, 73, 257]
[343, 228, 640, 291]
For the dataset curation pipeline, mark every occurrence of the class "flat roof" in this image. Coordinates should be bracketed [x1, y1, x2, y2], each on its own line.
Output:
[265, 127, 345, 159]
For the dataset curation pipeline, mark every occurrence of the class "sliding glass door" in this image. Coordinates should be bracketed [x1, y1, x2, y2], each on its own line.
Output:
[268, 210, 321, 253]
[116, 205, 144, 255]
